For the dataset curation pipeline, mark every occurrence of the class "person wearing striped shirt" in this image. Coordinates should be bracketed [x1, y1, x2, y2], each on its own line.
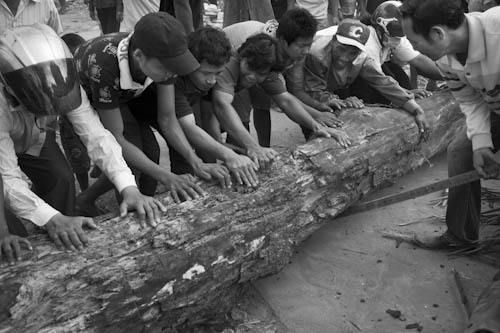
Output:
[0, 0, 62, 34]
[401, 1, 500, 254]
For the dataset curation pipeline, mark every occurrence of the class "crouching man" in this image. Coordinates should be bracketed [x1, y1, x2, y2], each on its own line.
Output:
[301, 19, 429, 134]
[0, 24, 165, 253]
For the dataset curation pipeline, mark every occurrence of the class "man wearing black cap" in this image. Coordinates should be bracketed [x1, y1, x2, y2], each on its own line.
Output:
[74, 12, 224, 209]
[301, 19, 428, 133]
[128, 26, 261, 188]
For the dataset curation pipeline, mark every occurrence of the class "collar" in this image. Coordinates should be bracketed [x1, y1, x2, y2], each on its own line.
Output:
[464, 12, 486, 64]
[117, 33, 153, 93]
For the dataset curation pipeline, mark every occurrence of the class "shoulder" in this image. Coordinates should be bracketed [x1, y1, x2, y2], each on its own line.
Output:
[310, 35, 333, 59]
[481, 6, 500, 32]
[224, 21, 266, 49]
[75, 33, 125, 64]
[221, 57, 240, 81]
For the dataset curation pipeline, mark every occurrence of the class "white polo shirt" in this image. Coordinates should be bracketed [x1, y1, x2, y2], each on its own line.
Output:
[436, 7, 500, 151]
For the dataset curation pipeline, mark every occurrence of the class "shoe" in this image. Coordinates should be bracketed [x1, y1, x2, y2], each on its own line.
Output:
[412, 234, 471, 250]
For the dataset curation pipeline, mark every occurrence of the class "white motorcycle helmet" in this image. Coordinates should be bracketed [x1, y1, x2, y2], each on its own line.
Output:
[0, 23, 81, 116]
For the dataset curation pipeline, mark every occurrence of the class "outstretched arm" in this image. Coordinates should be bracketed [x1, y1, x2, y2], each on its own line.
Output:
[0, 175, 32, 265]
[212, 89, 278, 168]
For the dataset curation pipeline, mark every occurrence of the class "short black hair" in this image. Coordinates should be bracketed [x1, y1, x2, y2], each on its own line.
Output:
[188, 27, 231, 67]
[61, 33, 85, 55]
[237, 33, 285, 73]
[276, 8, 317, 45]
[400, 0, 465, 39]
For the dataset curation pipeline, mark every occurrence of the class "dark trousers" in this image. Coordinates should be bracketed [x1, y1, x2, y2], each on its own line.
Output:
[160, 0, 204, 31]
[18, 131, 76, 216]
[6, 130, 76, 235]
[97, 7, 120, 34]
[445, 112, 500, 242]
[120, 102, 160, 196]
[59, 115, 90, 175]
[126, 85, 193, 176]
[223, 0, 275, 27]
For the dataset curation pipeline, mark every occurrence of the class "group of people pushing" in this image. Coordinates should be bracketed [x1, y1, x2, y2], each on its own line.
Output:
[0, 0, 499, 280]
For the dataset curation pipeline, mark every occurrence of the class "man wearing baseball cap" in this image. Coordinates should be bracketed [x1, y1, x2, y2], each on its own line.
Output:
[361, 1, 441, 99]
[74, 12, 224, 213]
[300, 19, 428, 134]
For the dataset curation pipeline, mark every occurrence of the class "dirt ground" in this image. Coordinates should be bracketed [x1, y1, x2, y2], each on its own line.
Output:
[58, 3, 499, 332]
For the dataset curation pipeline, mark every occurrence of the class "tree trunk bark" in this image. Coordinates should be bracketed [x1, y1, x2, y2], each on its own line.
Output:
[0, 91, 464, 332]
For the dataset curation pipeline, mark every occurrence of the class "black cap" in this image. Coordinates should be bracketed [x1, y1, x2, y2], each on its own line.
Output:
[133, 12, 199, 76]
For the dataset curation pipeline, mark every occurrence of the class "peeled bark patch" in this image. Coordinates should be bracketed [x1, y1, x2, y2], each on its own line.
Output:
[0, 91, 463, 332]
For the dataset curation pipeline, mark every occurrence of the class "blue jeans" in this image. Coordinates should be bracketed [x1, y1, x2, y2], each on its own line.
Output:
[445, 112, 500, 242]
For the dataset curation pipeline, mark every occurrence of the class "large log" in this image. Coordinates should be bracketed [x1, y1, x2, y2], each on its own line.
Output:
[0, 91, 463, 332]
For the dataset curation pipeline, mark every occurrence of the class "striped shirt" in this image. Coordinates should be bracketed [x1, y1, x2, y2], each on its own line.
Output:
[119, 0, 160, 32]
[436, 7, 500, 151]
[0, 0, 63, 35]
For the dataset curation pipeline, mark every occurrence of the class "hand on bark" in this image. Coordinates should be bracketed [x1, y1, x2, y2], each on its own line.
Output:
[246, 146, 278, 170]
[89, 10, 96, 20]
[191, 160, 231, 188]
[344, 96, 364, 108]
[198, 163, 232, 188]
[473, 148, 500, 179]
[311, 126, 351, 148]
[313, 112, 343, 128]
[119, 186, 167, 228]
[411, 89, 433, 99]
[0, 231, 32, 265]
[45, 214, 97, 252]
[323, 97, 346, 111]
[160, 172, 205, 203]
[413, 107, 429, 141]
[225, 153, 259, 187]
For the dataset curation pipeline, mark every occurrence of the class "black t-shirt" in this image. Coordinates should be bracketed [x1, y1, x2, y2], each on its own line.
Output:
[174, 75, 208, 118]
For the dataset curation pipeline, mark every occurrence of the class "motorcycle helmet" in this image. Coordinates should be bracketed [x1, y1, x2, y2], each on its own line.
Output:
[0, 24, 81, 116]
[371, 1, 405, 38]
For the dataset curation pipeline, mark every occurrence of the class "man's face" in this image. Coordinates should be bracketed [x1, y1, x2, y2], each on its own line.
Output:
[190, 60, 225, 91]
[283, 36, 314, 62]
[136, 52, 176, 82]
[331, 39, 361, 70]
[401, 17, 447, 61]
[239, 58, 271, 89]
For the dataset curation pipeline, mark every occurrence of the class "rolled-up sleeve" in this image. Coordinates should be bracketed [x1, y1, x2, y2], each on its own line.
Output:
[359, 58, 415, 106]
[0, 110, 59, 226]
[66, 87, 137, 192]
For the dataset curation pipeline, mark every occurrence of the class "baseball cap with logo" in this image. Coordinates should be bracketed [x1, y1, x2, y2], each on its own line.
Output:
[335, 19, 370, 52]
[133, 12, 199, 76]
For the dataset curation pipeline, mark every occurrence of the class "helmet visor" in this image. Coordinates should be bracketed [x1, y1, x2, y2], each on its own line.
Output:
[0, 58, 81, 116]
[0, 24, 82, 116]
